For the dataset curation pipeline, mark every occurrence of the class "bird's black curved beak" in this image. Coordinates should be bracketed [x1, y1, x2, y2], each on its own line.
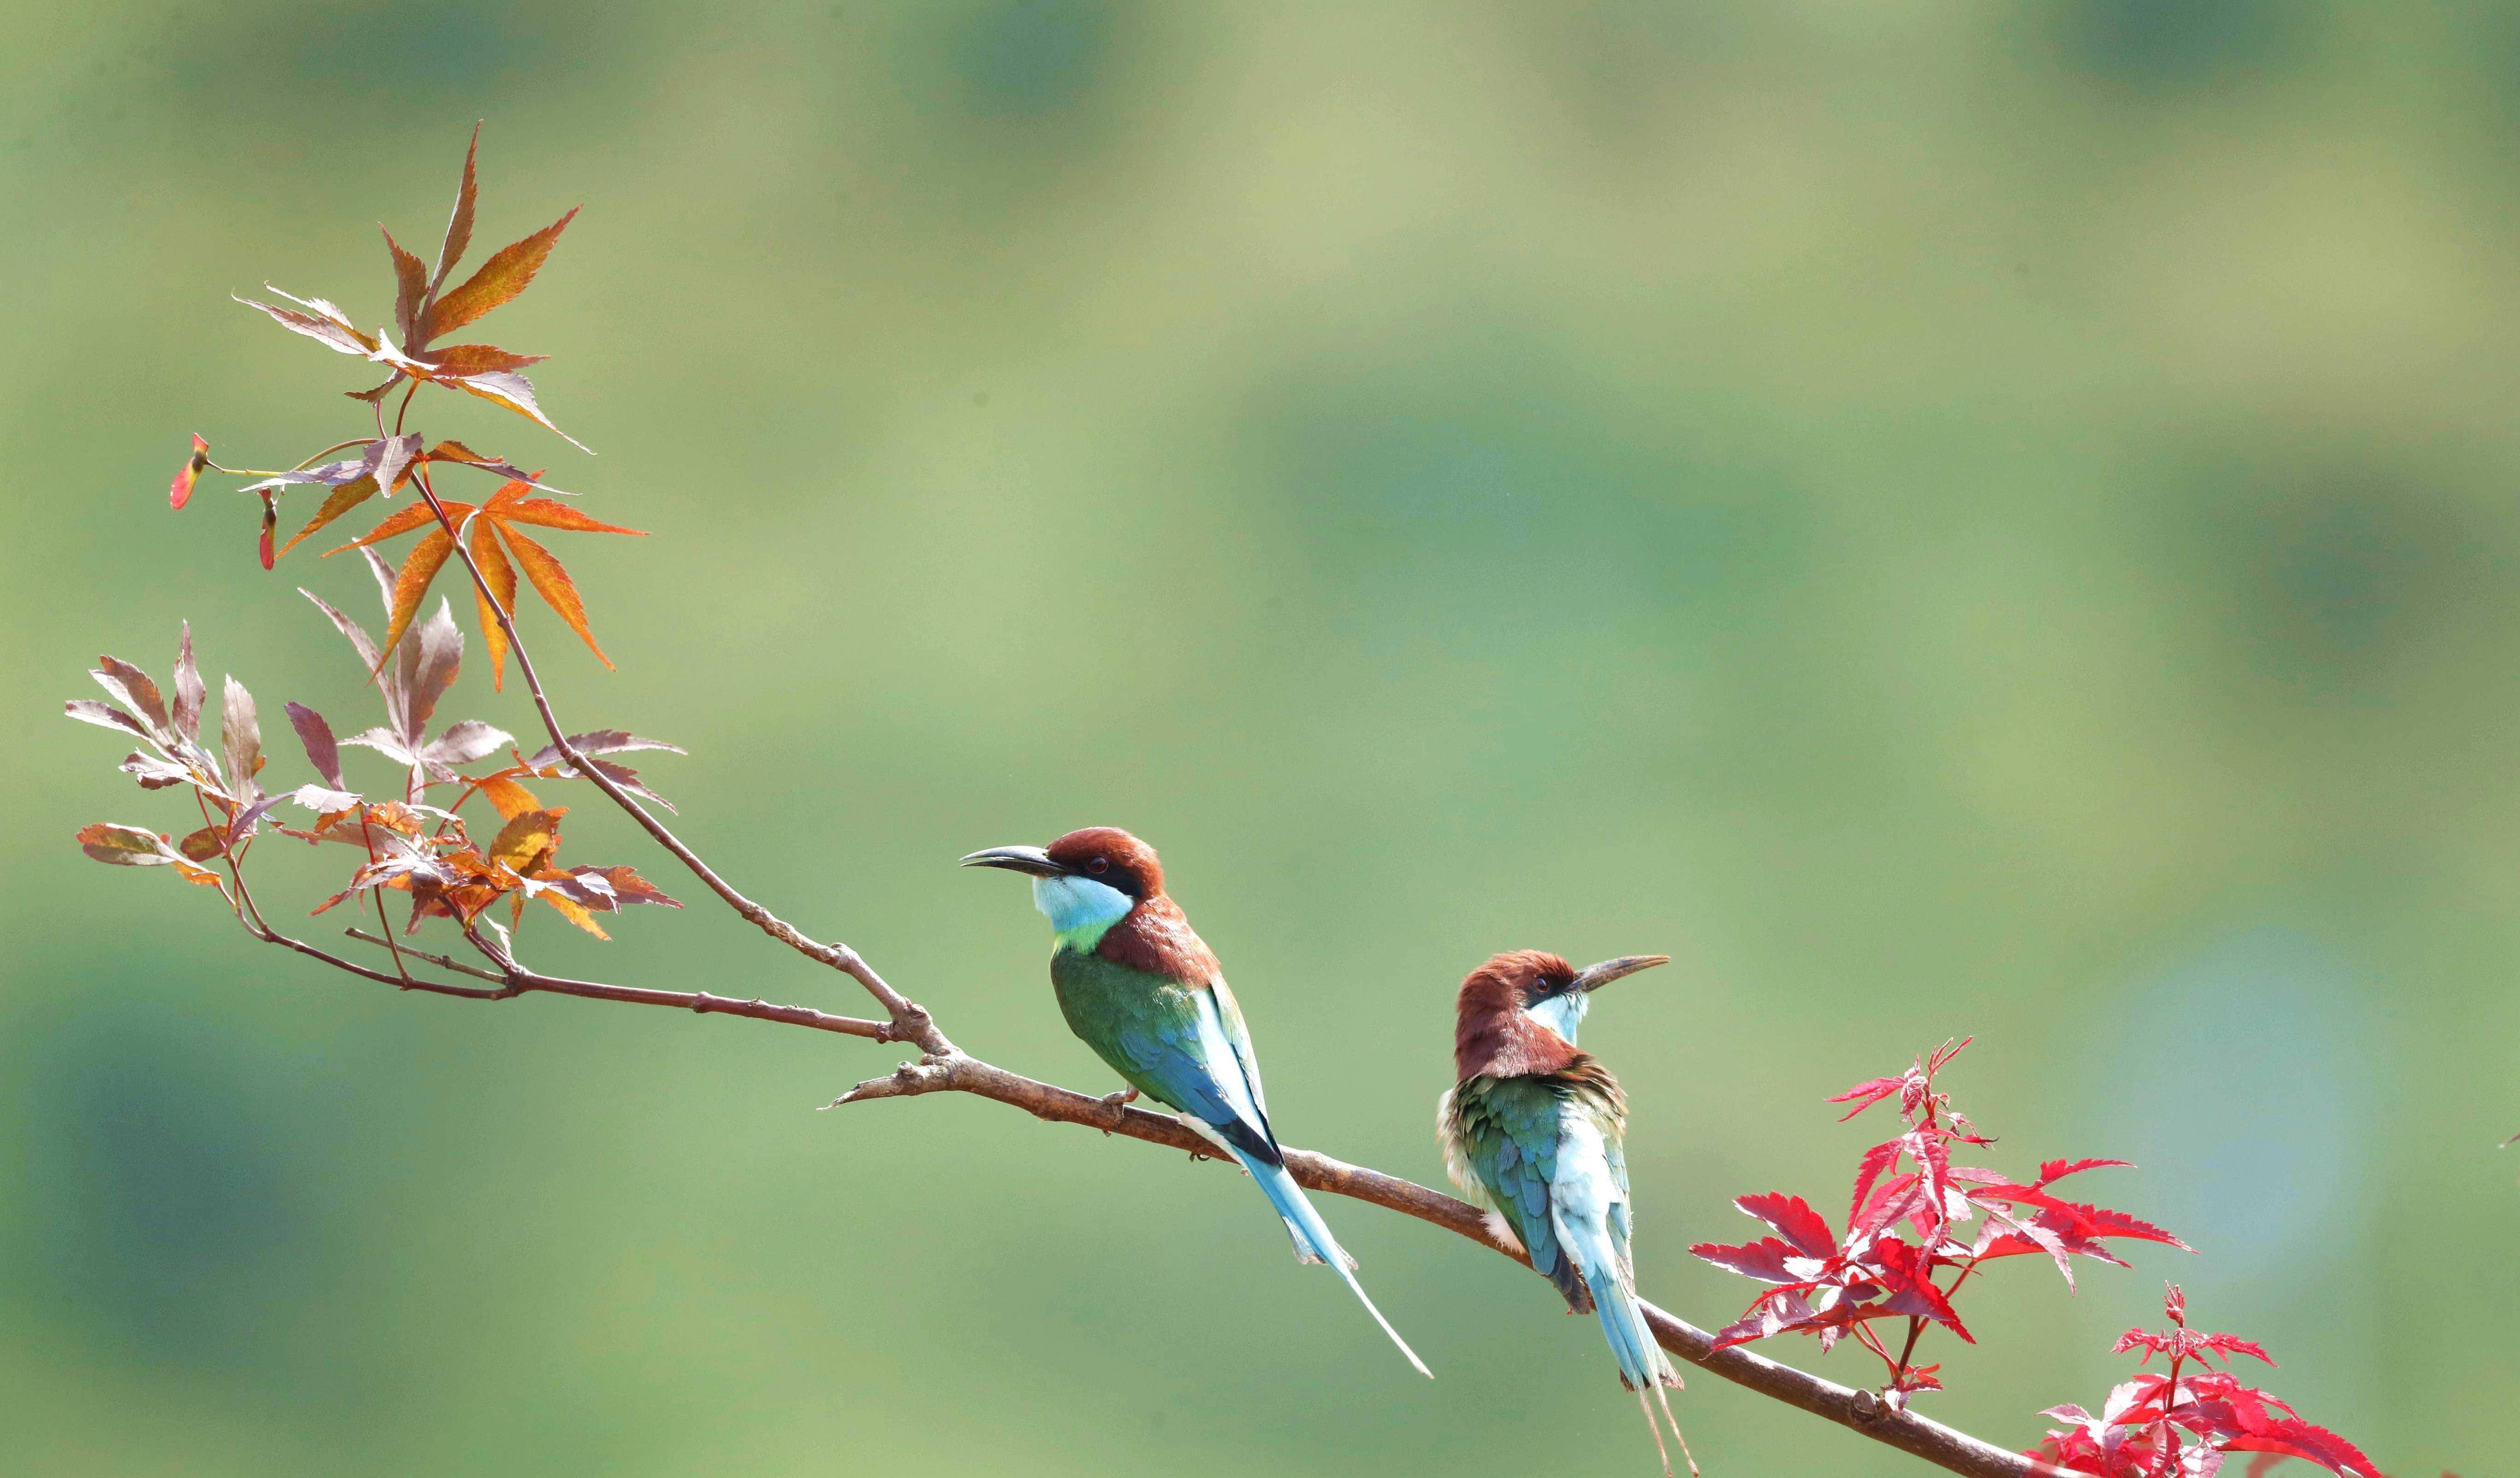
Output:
[959, 844, 1068, 879]
[1570, 954, 1670, 994]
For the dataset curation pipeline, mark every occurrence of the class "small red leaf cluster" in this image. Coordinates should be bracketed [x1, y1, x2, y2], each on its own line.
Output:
[1691, 1040, 2188, 1409]
[2031, 1285, 2381, 1478]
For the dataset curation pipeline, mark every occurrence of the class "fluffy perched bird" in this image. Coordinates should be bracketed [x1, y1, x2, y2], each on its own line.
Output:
[962, 826, 1429, 1378]
[1439, 948, 1692, 1475]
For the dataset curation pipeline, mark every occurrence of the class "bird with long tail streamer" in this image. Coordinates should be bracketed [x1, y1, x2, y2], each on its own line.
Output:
[1439, 949, 1695, 1475]
[962, 826, 1431, 1378]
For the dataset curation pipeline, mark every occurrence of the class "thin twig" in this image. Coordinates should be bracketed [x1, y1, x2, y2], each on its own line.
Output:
[821, 1055, 2076, 1477]
[239, 442, 2066, 1477]
[337, 927, 894, 1037]
[399, 462, 955, 1057]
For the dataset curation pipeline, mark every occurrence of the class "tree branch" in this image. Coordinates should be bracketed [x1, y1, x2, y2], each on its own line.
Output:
[407, 476, 955, 1058]
[338, 927, 893, 1038]
[220, 788, 2069, 1478]
[827, 1053, 2077, 1478]
[254, 473, 2070, 1477]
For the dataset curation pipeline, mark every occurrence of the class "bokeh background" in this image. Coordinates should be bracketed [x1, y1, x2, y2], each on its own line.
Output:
[4, 2, 2514, 1473]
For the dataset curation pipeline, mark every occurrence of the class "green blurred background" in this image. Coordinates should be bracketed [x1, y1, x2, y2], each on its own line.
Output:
[5, 2, 2514, 1473]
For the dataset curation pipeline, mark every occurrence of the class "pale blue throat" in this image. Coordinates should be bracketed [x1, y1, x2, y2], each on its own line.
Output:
[1033, 874, 1134, 951]
[1523, 989, 1590, 1045]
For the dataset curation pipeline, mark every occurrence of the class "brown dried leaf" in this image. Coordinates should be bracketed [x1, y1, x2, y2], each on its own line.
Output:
[179, 825, 227, 863]
[426, 206, 577, 340]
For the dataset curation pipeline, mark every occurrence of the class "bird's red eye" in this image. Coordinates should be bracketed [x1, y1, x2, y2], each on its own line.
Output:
[1089, 857, 1109, 875]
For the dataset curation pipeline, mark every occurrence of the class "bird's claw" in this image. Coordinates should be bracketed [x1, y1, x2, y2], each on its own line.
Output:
[1097, 1086, 1139, 1134]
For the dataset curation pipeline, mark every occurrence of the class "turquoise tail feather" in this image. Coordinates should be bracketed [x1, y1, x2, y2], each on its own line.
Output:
[1226, 1143, 1433, 1379]
[1560, 1220, 1674, 1391]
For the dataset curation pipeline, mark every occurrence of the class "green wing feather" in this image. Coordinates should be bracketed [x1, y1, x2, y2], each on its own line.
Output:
[1050, 944, 1277, 1158]
[1444, 1075, 1590, 1312]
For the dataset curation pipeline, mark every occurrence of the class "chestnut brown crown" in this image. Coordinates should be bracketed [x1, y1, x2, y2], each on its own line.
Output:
[1044, 826, 1165, 900]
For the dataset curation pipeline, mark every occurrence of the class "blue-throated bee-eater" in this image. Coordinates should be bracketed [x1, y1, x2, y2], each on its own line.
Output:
[1439, 949, 1693, 1475]
[962, 826, 1431, 1378]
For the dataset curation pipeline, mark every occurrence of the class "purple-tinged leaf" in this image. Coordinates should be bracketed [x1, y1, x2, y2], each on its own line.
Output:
[222, 675, 262, 800]
[65, 699, 150, 739]
[583, 757, 677, 813]
[231, 792, 288, 838]
[301, 588, 383, 675]
[567, 865, 680, 909]
[525, 730, 687, 767]
[235, 291, 376, 357]
[292, 783, 365, 813]
[372, 433, 423, 500]
[172, 622, 206, 741]
[422, 440, 573, 495]
[400, 598, 463, 743]
[178, 825, 227, 862]
[236, 452, 379, 497]
[119, 751, 195, 791]
[421, 718, 512, 769]
[92, 658, 169, 738]
[452, 369, 590, 452]
[339, 726, 422, 767]
[286, 701, 344, 788]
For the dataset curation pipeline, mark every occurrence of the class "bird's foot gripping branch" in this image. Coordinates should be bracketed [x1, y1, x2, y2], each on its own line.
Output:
[67, 131, 2395, 1478]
